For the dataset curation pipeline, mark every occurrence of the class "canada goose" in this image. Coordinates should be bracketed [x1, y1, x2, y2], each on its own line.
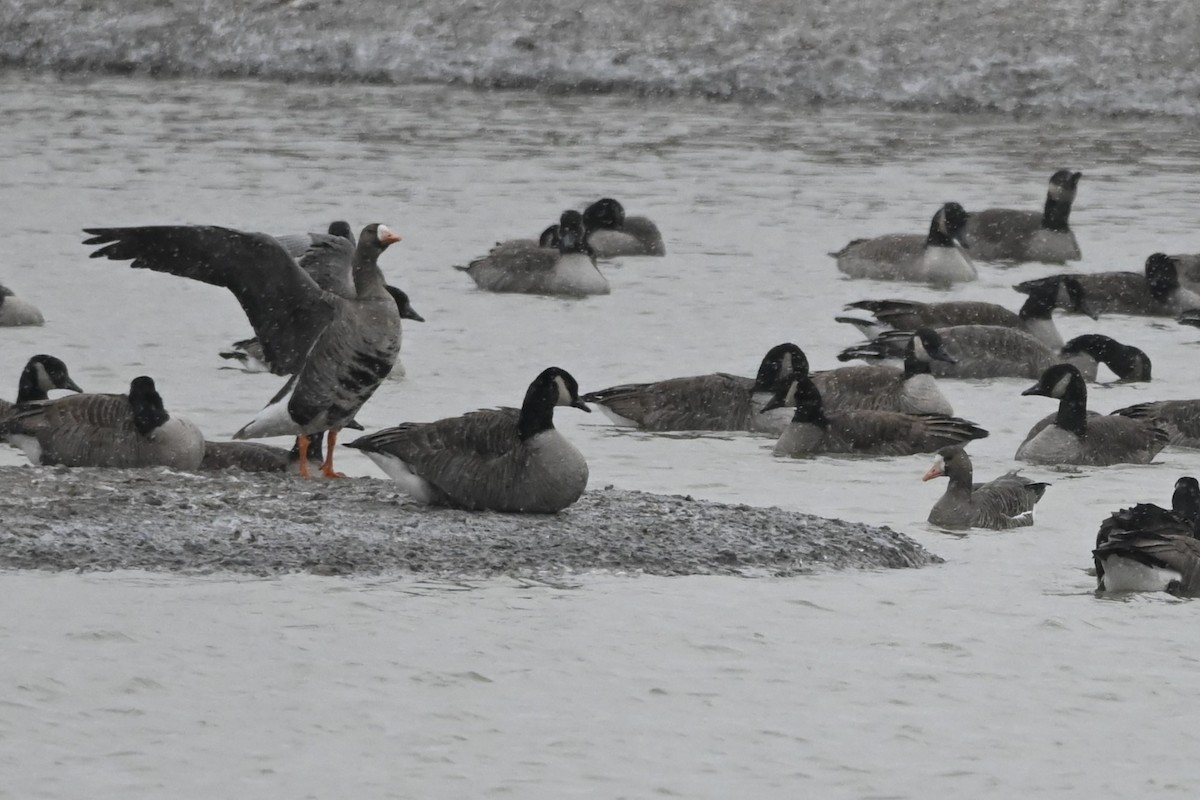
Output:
[837, 275, 1097, 349]
[961, 169, 1083, 263]
[0, 283, 44, 326]
[220, 286, 424, 375]
[347, 367, 591, 513]
[84, 223, 403, 479]
[0, 376, 204, 469]
[839, 326, 1144, 382]
[1112, 399, 1200, 448]
[762, 375, 988, 457]
[580, 343, 806, 433]
[1093, 477, 1200, 595]
[922, 445, 1049, 530]
[1015, 364, 1168, 466]
[1015, 254, 1200, 317]
[1179, 308, 1200, 330]
[200, 437, 324, 474]
[457, 210, 609, 296]
[812, 328, 956, 416]
[831, 202, 976, 285]
[0, 354, 83, 417]
[580, 198, 666, 257]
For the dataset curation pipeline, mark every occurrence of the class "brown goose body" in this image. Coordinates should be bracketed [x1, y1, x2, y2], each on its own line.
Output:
[923, 446, 1049, 530]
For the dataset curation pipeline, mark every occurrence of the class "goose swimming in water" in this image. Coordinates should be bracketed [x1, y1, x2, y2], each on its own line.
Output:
[1093, 477, 1200, 596]
[580, 198, 666, 257]
[457, 210, 609, 296]
[83, 222, 403, 479]
[1015, 254, 1200, 317]
[922, 445, 1049, 530]
[0, 283, 44, 327]
[831, 202, 976, 285]
[811, 328, 957, 416]
[961, 169, 1083, 263]
[0, 375, 204, 469]
[347, 367, 591, 513]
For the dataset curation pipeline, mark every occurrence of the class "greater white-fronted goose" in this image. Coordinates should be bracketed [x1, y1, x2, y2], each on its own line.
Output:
[580, 343, 806, 433]
[837, 275, 1096, 349]
[83, 223, 403, 478]
[961, 169, 1083, 263]
[812, 328, 956, 416]
[922, 445, 1049, 530]
[763, 375, 988, 458]
[1093, 477, 1200, 595]
[1015, 254, 1200, 317]
[0, 376, 204, 469]
[0, 283, 44, 327]
[347, 367, 591, 513]
[580, 198, 665, 257]
[831, 203, 976, 285]
[200, 437, 324, 474]
[0, 354, 83, 417]
[457, 210, 609, 296]
[1015, 364, 1168, 466]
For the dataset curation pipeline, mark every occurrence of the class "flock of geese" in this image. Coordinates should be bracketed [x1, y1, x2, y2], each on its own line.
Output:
[3, 186, 1200, 595]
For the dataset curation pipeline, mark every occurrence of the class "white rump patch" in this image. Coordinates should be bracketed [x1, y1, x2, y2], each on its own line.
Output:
[8, 434, 43, 465]
[363, 452, 438, 503]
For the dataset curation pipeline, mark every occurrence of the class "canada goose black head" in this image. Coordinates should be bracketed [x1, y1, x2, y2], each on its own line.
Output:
[906, 328, 957, 374]
[1060, 335, 1151, 382]
[1022, 363, 1083, 399]
[519, 367, 590, 440]
[556, 211, 593, 256]
[1057, 277, 1098, 319]
[583, 198, 626, 231]
[20, 354, 83, 401]
[1172, 477, 1200, 534]
[1048, 170, 1082, 201]
[385, 286, 425, 323]
[129, 376, 170, 436]
[754, 343, 809, 392]
[928, 203, 971, 248]
[761, 375, 828, 427]
[328, 220, 354, 241]
[1145, 253, 1181, 302]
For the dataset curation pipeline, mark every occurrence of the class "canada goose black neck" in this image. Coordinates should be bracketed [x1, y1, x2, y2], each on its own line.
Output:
[1017, 282, 1059, 322]
[1025, 365, 1089, 437]
[1041, 170, 1080, 232]
[784, 377, 830, 429]
[1061, 335, 1151, 382]
[16, 355, 81, 403]
[1172, 477, 1200, 536]
[518, 367, 586, 441]
[352, 223, 399, 298]
[129, 376, 170, 436]
[556, 210, 595, 257]
[903, 329, 952, 378]
[926, 203, 969, 248]
[1145, 253, 1179, 303]
[753, 343, 808, 392]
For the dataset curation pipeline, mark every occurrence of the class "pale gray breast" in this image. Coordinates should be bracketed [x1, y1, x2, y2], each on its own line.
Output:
[1014, 424, 1083, 465]
[773, 422, 827, 457]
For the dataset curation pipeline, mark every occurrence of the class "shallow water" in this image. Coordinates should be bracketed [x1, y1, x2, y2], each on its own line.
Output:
[4, 73, 1200, 795]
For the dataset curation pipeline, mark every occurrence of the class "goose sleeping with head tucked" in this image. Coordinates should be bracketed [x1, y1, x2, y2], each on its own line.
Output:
[1015, 364, 1168, 466]
[762, 374, 988, 458]
[1093, 477, 1200, 596]
[83, 222, 404, 478]
[580, 198, 666, 257]
[811, 328, 957, 416]
[832, 202, 976, 285]
[581, 343, 805, 434]
[961, 169, 1083, 263]
[457, 210, 609, 296]
[347, 367, 591, 513]
[922, 446, 1049, 530]
[0, 376, 204, 469]
[0, 354, 83, 417]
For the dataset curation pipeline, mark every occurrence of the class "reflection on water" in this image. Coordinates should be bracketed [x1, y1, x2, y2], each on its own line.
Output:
[3, 74, 1200, 796]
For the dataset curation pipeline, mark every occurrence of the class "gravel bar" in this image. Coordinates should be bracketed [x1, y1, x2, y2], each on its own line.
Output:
[0, 466, 941, 577]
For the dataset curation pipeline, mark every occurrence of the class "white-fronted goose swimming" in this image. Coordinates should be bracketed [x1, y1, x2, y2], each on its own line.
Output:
[837, 275, 1096, 350]
[83, 223, 403, 478]
[580, 198, 665, 257]
[763, 375, 988, 458]
[580, 343, 805, 433]
[1015, 254, 1200, 317]
[922, 445, 1049, 530]
[1015, 364, 1168, 466]
[1093, 477, 1200, 595]
[831, 202, 976, 285]
[0, 376, 204, 469]
[0, 283, 44, 327]
[961, 169, 1083, 263]
[347, 367, 591, 513]
[0, 354, 83, 418]
[458, 210, 609, 296]
[812, 328, 956, 416]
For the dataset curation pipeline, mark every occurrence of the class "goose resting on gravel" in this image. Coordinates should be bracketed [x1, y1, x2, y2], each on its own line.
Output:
[1015, 364, 1168, 466]
[0, 354, 83, 417]
[457, 210, 609, 296]
[0, 283, 44, 327]
[922, 445, 1049, 530]
[832, 202, 976, 285]
[0, 376, 204, 469]
[200, 438, 324, 474]
[837, 274, 1096, 350]
[1093, 476, 1200, 595]
[762, 374, 989, 458]
[581, 343, 806, 433]
[811, 328, 957, 416]
[1015, 254, 1200, 317]
[961, 169, 1083, 263]
[83, 223, 403, 479]
[347, 367, 591, 513]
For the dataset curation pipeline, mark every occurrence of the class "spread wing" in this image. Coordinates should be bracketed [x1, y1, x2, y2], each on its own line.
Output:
[83, 226, 337, 374]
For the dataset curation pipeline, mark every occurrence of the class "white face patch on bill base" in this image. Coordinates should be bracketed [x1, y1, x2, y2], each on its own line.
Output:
[376, 225, 402, 245]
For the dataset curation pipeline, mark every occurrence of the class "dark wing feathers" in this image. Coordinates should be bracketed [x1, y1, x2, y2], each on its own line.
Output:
[582, 374, 755, 431]
[826, 412, 987, 455]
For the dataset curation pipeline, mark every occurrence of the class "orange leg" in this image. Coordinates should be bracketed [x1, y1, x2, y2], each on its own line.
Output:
[297, 434, 312, 479]
[320, 428, 347, 479]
